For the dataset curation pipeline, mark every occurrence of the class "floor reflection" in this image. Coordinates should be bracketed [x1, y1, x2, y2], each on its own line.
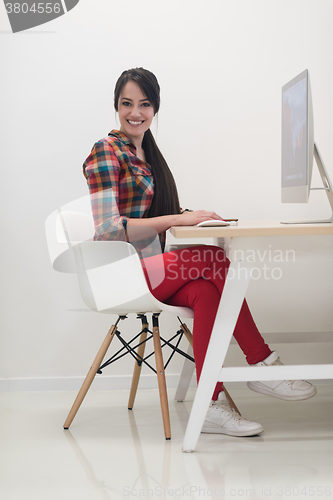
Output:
[1, 385, 331, 500]
[61, 384, 332, 500]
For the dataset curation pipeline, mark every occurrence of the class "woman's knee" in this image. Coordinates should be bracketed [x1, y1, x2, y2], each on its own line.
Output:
[186, 278, 220, 308]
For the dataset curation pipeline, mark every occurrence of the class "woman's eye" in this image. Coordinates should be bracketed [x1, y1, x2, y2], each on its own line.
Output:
[122, 101, 131, 106]
[142, 102, 151, 107]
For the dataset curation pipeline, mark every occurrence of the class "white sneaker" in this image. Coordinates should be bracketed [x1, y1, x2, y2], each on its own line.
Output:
[247, 351, 317, 401]
[201, 392, 264, 437]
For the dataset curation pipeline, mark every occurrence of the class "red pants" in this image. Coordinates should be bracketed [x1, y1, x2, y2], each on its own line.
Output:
[142, 245, 271, 400]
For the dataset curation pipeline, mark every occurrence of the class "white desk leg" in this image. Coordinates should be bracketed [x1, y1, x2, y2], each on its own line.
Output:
[182, 261, 252, 452]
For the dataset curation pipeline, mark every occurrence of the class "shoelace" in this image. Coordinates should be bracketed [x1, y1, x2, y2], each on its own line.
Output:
[211, 402, 244, 421]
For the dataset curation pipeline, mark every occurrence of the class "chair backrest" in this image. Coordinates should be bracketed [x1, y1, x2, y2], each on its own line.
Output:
[56, 210, 95, 244]
[45, 209, 94, 273]
[46, 209, 168, 315]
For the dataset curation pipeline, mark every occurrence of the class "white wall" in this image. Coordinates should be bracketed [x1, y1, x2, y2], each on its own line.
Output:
[1, 0, 332, 390]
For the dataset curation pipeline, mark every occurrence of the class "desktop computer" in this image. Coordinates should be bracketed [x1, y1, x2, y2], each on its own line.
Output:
[281, 69, 333, 223]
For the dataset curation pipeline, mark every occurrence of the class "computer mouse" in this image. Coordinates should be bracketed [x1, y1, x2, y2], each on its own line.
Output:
[197, 220, 234, 227]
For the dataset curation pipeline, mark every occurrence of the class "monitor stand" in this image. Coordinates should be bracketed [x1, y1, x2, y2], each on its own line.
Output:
[281, 142, 333, 224]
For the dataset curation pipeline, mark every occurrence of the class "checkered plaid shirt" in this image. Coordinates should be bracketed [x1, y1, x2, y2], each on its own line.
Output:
[83, 130, 165, 253]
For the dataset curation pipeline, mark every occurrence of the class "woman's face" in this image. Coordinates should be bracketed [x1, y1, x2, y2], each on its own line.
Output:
[118, 80, 155, 146]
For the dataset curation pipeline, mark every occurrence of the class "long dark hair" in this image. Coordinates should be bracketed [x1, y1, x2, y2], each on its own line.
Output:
[114, 68, 181, 218]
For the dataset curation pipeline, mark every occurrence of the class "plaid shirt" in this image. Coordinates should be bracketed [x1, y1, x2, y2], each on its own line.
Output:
[83, 130, 165, 254]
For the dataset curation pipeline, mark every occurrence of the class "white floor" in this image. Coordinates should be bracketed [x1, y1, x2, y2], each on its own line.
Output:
[0, 383, 332, 500]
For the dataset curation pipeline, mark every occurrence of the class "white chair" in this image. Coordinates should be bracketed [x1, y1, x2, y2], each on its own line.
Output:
[46, 207, 240, 439]
[46, 208, 196, 439]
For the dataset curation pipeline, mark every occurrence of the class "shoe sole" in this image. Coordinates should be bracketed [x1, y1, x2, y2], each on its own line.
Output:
[247, 382, 317, 401]
[201, 423, 264, 437]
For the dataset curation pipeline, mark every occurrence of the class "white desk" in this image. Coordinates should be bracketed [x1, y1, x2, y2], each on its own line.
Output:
[170, 221, 333, 452]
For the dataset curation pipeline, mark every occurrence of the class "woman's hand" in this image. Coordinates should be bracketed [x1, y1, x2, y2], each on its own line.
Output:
[177, 210, 225, 226]
[127, 210, 225, 234]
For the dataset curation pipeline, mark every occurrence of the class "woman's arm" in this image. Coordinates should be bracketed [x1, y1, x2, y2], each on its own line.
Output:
[84, 140, 129, 241]
[84, 139, 224, 239]
[127, 209, 224, 234]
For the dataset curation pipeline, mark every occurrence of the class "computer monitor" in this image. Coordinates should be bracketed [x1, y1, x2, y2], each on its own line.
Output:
[282, 69, 314, 203]
[281, 69, 333, 223]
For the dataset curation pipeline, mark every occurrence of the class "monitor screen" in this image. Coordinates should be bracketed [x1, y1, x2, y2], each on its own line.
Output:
[281, 69, 314, 203]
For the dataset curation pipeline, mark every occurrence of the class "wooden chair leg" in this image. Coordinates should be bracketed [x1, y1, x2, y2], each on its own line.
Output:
[63, 324, 118, 429]
[128, 320, 149, 410]
[223, 387, 241, 415]
[174, 323, 195, 401]
[180, 322, 193, 346]
[180, 322, 241, 415]
[152, 315, 171, 440]
[174, 344, 195, 402]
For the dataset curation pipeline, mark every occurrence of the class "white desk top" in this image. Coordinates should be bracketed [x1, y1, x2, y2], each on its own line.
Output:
[170, 220, 333, 238]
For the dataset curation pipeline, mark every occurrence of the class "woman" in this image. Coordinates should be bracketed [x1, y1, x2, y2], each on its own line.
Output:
[83, 68, 316, 437]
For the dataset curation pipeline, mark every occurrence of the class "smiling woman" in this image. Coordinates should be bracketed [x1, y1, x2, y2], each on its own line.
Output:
[82, 67, 316, 439]
[113, 68, 182, 221]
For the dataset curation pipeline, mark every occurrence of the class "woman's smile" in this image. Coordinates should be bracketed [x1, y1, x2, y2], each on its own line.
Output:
[127, 120, 145, 126]
[118, 80, 154, 146]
